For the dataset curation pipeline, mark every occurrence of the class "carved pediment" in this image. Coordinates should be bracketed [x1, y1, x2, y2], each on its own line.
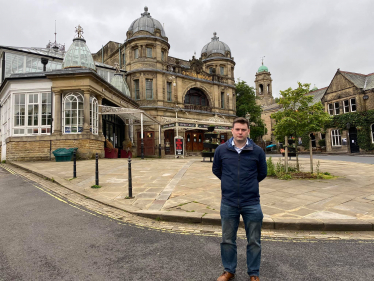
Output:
[189, 57, 204, 74]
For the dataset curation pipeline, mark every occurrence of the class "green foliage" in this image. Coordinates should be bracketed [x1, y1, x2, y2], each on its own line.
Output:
[91, 185, 101, 189]
[325, 110, 374, 151]
[318, 139, 326, 147]
[235, 80, 266, 141]
[267, 157, 276, 176]
[274, 97, 280, 103]
[271, 82, 332, 143]
[1, 160, 6, 163]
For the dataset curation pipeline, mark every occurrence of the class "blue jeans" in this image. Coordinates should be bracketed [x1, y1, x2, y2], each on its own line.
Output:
[220, 203, 263, 276]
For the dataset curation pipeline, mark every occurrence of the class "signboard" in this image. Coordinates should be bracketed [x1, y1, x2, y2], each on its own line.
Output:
[178, 122, 196, 128]
[162, 123, 176, 129]
[174, 137, 184, 158]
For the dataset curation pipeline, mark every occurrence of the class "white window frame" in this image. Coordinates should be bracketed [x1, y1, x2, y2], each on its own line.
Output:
[331, 129, 341, 146]
[62, 92, 84, 134]
[328, 103, 334, 115]
[343, 100, 350, 113]
[12, 92, 52, 136]
[334, 102, 340, 115]
[90, 96, 98, 135]
[350, 98, 356, 112]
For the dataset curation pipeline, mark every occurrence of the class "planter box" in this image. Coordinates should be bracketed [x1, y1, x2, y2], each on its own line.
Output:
[105, 148, 118, 158]
[53, 148, 78, 162]
[203, 143, 219, 149]
[207, 126, 215, 132]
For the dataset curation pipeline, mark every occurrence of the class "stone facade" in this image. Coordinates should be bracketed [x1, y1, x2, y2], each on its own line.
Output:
[5, 137, 104, 162]
[255, 70, 273, 106]
[92, 8, 237, 156]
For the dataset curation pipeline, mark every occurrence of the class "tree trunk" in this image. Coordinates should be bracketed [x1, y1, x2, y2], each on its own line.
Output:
[285, 136, 288, 173]
[310, 138, 313, 173]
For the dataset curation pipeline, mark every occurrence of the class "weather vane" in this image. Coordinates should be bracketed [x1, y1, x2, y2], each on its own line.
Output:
[261, 56, 265, 65]
[75, 25, 84, 38]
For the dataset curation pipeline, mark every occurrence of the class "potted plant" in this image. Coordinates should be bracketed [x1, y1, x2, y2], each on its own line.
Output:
[207, 125, 215, 132]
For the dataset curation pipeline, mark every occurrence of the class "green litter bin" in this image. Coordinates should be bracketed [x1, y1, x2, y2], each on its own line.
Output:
[53, 148, 78, 162]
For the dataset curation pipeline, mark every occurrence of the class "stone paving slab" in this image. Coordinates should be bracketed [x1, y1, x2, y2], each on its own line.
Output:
[8, 156, 374, 231]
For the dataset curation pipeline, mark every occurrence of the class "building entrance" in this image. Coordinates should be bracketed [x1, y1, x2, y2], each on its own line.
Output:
[349, 127, 360, 153]
[164, 129, 174, 155]
[137, 131, 155, 156]
[185, 130, 204, 152]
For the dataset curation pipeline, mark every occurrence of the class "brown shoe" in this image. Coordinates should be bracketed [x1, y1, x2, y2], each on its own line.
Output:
[250, 276, 260, 281]
[217, 271, 235, 281]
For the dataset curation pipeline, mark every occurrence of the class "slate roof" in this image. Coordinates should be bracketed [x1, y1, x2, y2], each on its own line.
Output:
[305, 87, 327, 105]
[340, 71, 374, 90]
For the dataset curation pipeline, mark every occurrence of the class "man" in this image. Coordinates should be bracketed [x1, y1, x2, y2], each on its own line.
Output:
[213, 117, 267, 281]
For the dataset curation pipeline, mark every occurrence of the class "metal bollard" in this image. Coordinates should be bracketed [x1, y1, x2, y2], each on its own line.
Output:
[159, 143, 161, 157]
[141, 138, 144, 159]
[73, 150, 77, 178]
[95, 153, 99, 186]
[128, 156, 132, 198]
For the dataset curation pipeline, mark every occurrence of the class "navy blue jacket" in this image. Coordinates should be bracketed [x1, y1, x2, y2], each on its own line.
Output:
[212, 137, 267, 207]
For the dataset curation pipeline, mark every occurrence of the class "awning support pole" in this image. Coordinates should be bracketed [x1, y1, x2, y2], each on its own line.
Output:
[159, 125, 161, 157]
[141, 113, 144, 159]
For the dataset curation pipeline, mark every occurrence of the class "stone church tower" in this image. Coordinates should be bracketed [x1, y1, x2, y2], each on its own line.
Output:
[255, 61, 273, 106]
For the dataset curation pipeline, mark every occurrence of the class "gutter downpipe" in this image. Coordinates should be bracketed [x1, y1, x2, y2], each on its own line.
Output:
[102, 45, 104, 63]
[119, 43, 121, 68]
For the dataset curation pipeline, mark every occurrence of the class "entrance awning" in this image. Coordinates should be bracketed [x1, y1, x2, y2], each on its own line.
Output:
[161, 114, 232, 131]
[99, 105, 160, 125]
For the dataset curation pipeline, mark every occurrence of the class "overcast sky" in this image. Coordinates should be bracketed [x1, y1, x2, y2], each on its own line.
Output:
[2, 0, 374, 97]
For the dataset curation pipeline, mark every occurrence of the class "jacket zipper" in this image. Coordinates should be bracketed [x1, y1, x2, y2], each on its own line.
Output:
[237, 153, 240, 208]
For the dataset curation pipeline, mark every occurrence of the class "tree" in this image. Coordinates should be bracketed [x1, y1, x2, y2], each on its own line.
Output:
[271, 82, 331, 171]
[235, 80, 266, 141]
[274, 97, 280, 103]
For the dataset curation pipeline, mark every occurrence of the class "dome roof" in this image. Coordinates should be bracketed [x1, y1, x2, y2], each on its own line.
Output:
[128, 6, 166, 37]
[201, 32, 231, 57]
[111, 73, 131, 97]
[258, 64, 268, 73]
[63, 26, 96, 71]
[311, 85, 318, 91]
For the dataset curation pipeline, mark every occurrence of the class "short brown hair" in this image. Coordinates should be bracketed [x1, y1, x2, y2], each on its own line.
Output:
[233, 117, 249, 128]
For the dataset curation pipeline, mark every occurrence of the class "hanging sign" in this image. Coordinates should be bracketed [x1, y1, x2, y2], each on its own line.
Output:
[174, 137, 184, 158]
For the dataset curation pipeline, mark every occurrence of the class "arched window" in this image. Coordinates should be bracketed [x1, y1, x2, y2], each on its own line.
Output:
[63, 93, 83, 134]
[259, 84, 263, 95]
[184, 88, 209, 106]
[90, 96, 98, 135]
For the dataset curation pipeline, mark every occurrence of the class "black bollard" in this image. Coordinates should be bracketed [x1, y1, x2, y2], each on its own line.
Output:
[128, 156, 132, 198]
[141, 138, 144, 159]
[73, 150, 77, 178]
[159, 143, 161, 157]
[95, 153, 99, 186]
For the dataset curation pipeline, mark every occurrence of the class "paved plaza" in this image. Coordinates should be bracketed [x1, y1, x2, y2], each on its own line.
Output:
[9, 156, 374, 230]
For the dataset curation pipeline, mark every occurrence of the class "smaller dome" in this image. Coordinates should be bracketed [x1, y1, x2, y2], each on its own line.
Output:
[258, 65, 268, 73]
[201, 32, 231, 57]
[311, 85, 318, 91]
[111, 73, 131, 97]
[63, 26, 96, 71]
[128, 6, 166, 37]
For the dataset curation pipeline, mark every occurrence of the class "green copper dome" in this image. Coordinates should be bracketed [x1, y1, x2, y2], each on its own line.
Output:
[63, 28, 96, 71]
[111, 73, 131, 97]
[258, 65, 268, 73]
[311, 85, 318, 91]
